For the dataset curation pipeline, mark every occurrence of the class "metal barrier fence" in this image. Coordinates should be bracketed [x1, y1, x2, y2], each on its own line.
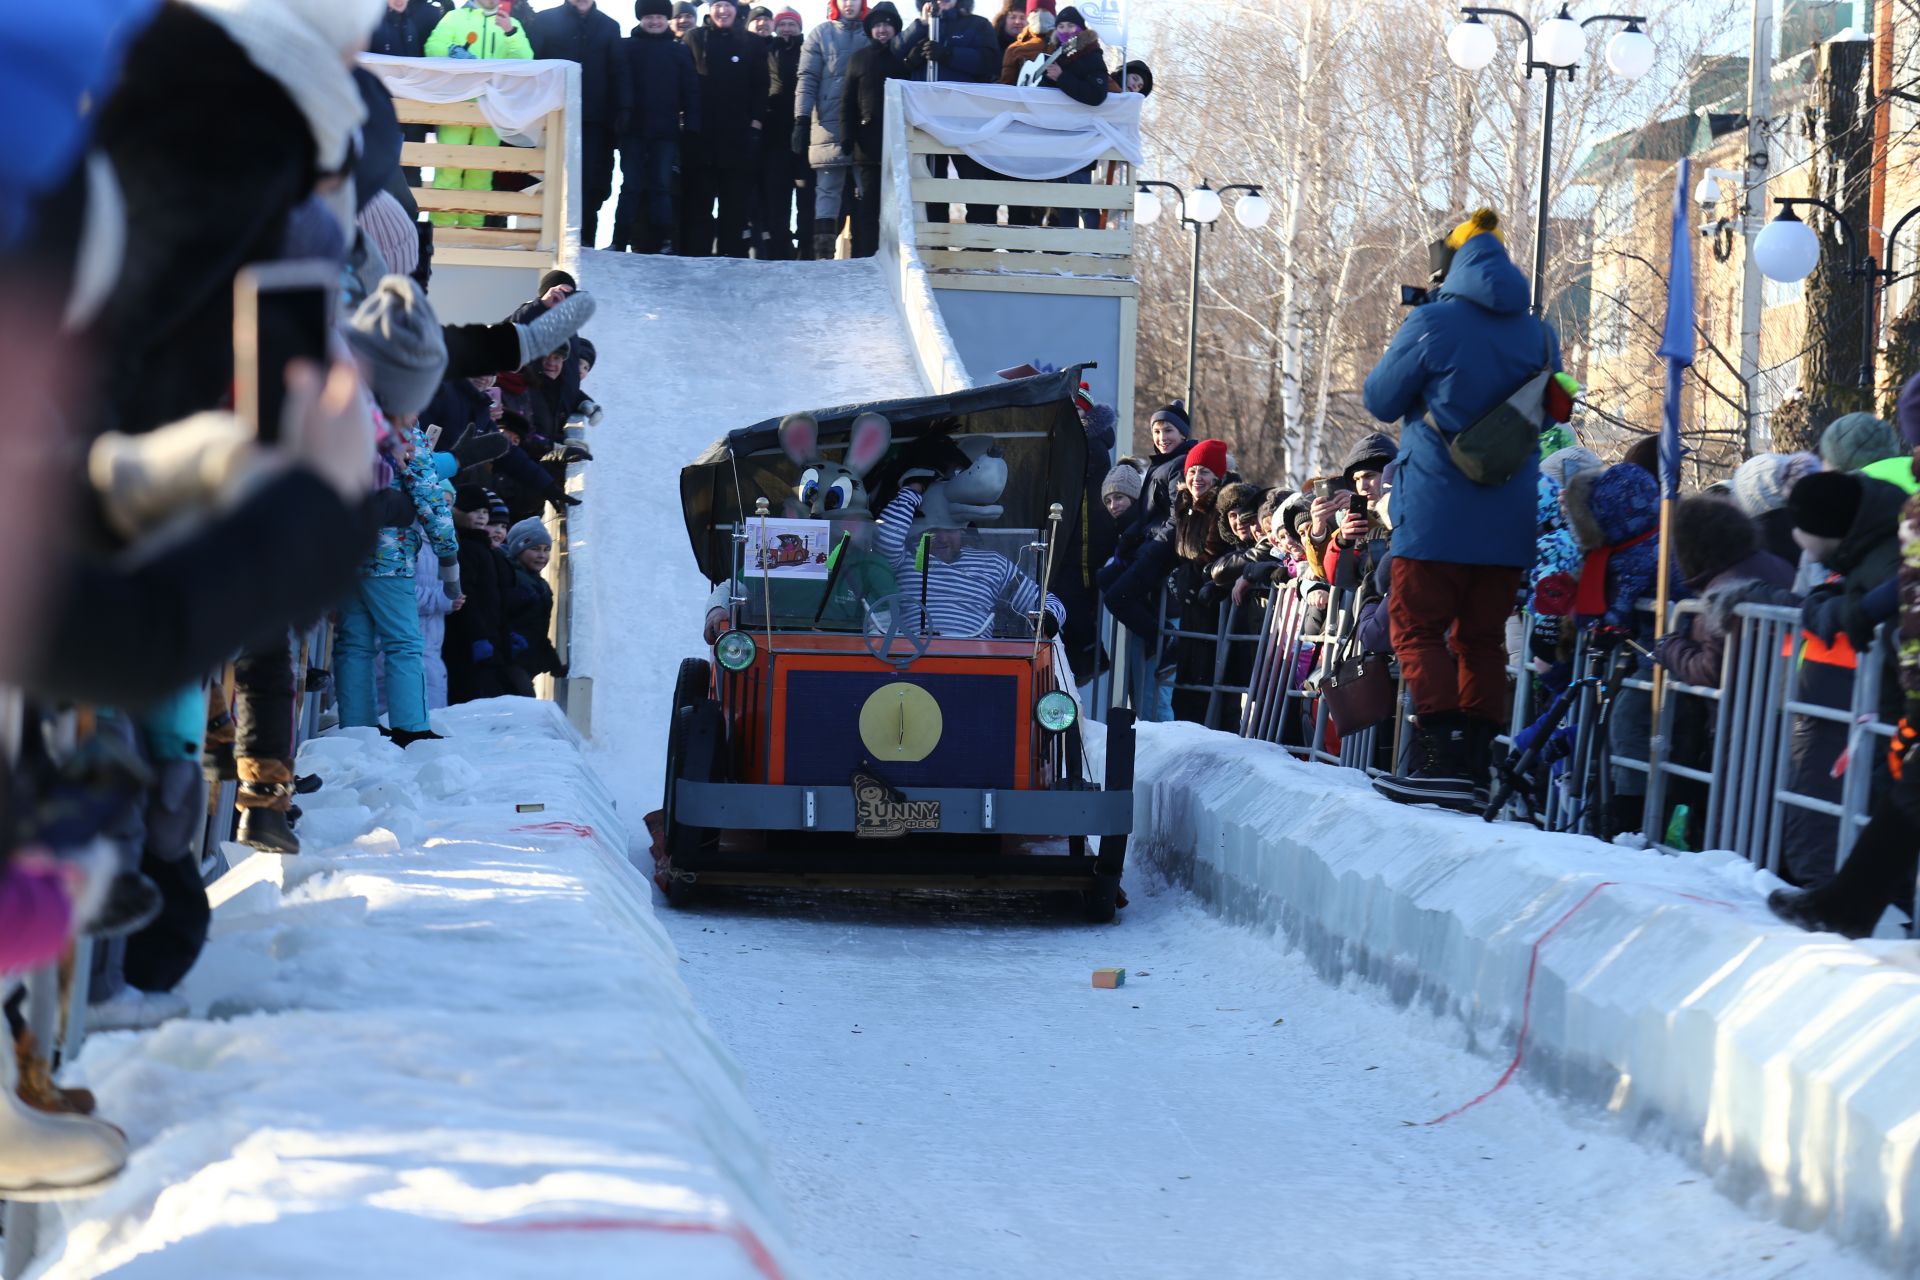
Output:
[1119, 571, 1896, 885]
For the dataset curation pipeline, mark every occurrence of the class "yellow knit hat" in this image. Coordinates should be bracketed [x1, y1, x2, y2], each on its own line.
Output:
[1446, 208, 1504, 249]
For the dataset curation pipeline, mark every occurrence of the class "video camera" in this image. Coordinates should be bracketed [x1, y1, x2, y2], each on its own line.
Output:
[1398, 236, 1457, 308]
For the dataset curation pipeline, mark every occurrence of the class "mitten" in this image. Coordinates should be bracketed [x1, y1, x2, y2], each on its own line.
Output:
[471, 639, 495, 662]
[514, 291, 598, 367]
[510, 633, 530, 657]
[577, 398, 604, 427]
[791, 120, 809, 156]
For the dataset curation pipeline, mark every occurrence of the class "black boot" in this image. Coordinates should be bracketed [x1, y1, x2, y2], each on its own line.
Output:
[389, 728, 443, 748]
[86, 870, 165, 938]
[294, 774, 323, 796]
[1372, 712, 1476, 810]
[812, 217, 838, 261]
[1466, 717, 1501, 806]
[237, 805, 300, 855]
[1767, 888, 1878, 940]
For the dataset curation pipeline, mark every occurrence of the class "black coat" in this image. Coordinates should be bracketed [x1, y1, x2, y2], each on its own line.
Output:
[445, 529, 517, 703]
[896, 7, 1000, 83]
[88, 5, 317, 437]
[1039, 35, 1109, 106]
[766, 32, 804, 134]
[842, 41, 905, 164]
[624, 26, 702, 139]
[370, 0, 445, 57]
[423, 378, 494, 453]
[529, 3, 633, 125]
[684, 22, 769, 168]
[506, 565, 565, 677]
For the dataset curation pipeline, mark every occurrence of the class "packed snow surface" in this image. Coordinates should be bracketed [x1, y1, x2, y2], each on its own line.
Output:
[570, 251, 928, 820]
[663, 879, 1881, 1280]
[25, 701, 791, 1280]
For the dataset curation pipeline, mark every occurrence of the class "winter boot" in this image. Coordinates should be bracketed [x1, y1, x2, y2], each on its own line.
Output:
[513, 291, 598, 367]
[812, 217, 839, 261]
[294, 773, 323, 796]
[1767, 887, 1879, 939]
[389, 728, 444, 748]
[1465, 717, 1502, 806]
[0, 1042, 126, 1201]
[236, 756, 299, 855]
[88, 870, 164, 938]
[14, 1029, 96, 1117]
[1372, 712, 1476, 810]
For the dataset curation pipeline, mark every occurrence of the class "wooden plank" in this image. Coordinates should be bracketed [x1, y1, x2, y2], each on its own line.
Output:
[414, 187, 546, 216]
[909, 178, 1133, 209]
[929, 249, 1134, 277]
[541, 107, 564, 254]
[914, 221, 1132, 254]
[431, 227, 543, 249]
[394, 100, 491, 127]
[434, 245, 557, 270]
[401, 142, 546, 173]
[928, 272, 1139, 298]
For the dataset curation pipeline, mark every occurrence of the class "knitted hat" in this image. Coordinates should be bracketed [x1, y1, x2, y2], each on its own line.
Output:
[1148, 400, 1191, 439]
[1101, 461, 1144, 504]
[488, 492, 512, 524]
[775, 6, 802, 22]
[453, 483, 491, 513]
[574, 336, 597, 370]
[1541, 445, 1603, 490]
[1818, 412, 1901, 472]
[1120, 59, 1152, 95]
[1788, 470, 1862, 540]
[673, 2, 698, 18]
[637, 0, 673, 17]
[1729, 451, 1819, 518]
[537, 269, 577, 296]
[1054, 4, 1085, 24]
[749, 5, 774, 18]
[1445, 208, 1503, 249]
[1025, 0, 1054, 13]
[865, 1, 900, 33]
[346, 275, 447, 418]
[357, 188, 419, 277]
[506, 517, 552, 559]
[1185, 438, 1228, 480]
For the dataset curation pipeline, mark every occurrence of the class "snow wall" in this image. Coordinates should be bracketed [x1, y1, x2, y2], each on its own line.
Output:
[30, 701, 793, 1280]
[1122, 720, 1920, 1272]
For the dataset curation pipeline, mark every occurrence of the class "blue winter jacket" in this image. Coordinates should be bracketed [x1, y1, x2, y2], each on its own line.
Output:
[896, 6, 1000, 83]
[1362, 234, 1561, 569]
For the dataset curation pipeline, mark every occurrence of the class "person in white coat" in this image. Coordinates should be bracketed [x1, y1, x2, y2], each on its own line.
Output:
[794, 0, 870, 259]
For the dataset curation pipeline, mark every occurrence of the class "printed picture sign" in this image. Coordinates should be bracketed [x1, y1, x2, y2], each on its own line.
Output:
[743, 517, 833, 580]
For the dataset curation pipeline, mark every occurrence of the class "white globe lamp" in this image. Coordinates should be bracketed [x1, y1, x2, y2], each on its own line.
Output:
[1446, 17, 1498, 72]
[1186, 183, 1223, 225]
[1606, 24, 1655, 80]
[1753, 210, 1821, 283]
[1536, 6, 1585, 68]
[1234, 191, 1272, 230]
[1133, 188, 1161, 225]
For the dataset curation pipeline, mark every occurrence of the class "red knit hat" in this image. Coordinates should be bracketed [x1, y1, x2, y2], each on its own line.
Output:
[1025, 0, 1055, 13]
[775, 5, 801, 22]
[1185, 439, 1228, 480]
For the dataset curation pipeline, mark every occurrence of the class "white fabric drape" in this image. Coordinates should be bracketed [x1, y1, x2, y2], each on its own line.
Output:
[896, 82, 1142, 181]
[357, 54, 574, 147]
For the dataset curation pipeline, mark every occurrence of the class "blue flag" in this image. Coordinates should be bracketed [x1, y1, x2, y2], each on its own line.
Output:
[1655, 158, 1695, 501]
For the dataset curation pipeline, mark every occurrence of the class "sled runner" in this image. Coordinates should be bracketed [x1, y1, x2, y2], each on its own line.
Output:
[654, 366, 1134, 921]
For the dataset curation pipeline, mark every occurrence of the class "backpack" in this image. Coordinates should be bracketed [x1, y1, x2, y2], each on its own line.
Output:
[1447, 325, 1553, 487]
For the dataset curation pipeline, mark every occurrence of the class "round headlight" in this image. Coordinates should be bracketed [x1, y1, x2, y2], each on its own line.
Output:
[1035, 690, 1078, 733]
[715, 630, 757, 671]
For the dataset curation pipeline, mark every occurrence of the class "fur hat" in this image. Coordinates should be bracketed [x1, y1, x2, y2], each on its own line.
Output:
[347, 275, 447, 418]
[506, 517, 552, 559]
[1818, 412, 1901, 472]
[1445, 208, 1503, 249]
[1184, 438, 1228, 480]
[1788, 471, 1862, 540]
[1257, 486, 1291, 526]
[1671, 493, 1758, 586]
[1101, 460, 1145, 504]
[1729, 451, 1820, 518]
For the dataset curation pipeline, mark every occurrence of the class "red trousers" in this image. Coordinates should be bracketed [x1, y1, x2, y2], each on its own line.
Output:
[1388, 557, 1521, 722]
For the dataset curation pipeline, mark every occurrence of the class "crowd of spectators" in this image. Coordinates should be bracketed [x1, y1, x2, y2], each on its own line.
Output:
[0, 0, 607, 1198]
[368, 0, 1150, 259]
[1090, 210, 1920, 945]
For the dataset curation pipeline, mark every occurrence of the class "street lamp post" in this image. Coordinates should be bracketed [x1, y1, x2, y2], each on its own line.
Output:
[1133, 179, 1271, 426]
[1446, 6, 1653, 316]
[1752, 197, 1920, 389]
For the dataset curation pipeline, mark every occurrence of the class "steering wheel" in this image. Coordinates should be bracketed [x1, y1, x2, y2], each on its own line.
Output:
[861, 592, 934, 667]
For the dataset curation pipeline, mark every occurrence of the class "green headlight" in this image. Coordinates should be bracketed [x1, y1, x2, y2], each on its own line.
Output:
[715, 630, 757, 671]
[1035, 690, 1077, 733]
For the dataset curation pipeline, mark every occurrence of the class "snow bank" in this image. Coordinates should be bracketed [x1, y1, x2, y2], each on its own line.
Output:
[1125, 721, 1920, 1271]
[28, 701, 792, 1280]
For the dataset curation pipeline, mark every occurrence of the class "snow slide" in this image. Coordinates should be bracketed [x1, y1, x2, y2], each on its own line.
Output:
[566, 252, 929, 822]
[1122, 720, 1920, 1272]
[27, 701, 792, 1280]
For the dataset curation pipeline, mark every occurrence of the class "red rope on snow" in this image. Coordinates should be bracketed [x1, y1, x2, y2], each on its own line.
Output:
[511, 821, 598, 840]
[465, 1216, 786, 1280]
[1422, 880, 1737, 1126]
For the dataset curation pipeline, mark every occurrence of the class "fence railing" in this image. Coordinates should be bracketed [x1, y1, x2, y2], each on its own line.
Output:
[1129, 572, 1899, 888]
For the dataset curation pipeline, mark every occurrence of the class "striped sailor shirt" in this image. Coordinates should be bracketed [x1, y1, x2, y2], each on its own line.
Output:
[876, 488, 1065, 638]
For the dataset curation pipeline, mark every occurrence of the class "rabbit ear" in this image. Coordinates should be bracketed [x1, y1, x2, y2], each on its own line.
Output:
[779, 414, 820, 464]
[845, 412, 893, 477]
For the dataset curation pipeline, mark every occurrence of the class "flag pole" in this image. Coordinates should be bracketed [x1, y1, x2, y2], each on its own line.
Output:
[1651, 157, 1696, 723]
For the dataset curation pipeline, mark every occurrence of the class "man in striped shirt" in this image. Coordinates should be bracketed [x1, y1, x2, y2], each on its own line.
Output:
[877, 480, 1065, 639]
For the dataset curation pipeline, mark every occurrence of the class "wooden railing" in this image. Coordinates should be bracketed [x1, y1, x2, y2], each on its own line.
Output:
[906, 128, 1136, 296]
[393, 97, 567, 260]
